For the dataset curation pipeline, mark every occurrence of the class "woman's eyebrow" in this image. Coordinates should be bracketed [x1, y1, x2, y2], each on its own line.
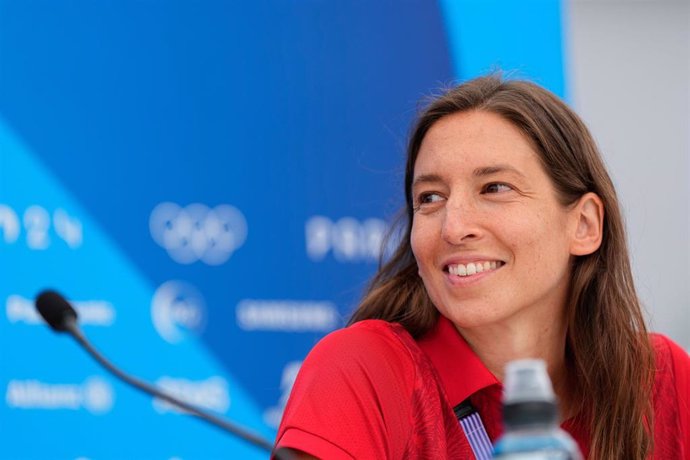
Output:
[412, 165, 525, 188]
[473, 164, 526, 178]
[411, 173, 444, 188]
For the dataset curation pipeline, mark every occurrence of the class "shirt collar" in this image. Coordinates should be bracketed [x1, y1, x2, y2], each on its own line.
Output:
[417, 315, 500, 407]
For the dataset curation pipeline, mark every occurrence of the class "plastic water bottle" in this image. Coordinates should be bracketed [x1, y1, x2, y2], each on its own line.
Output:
[492, 359, 583, 460]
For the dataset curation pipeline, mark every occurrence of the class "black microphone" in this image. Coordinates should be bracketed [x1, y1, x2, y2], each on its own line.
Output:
[35, 289, 291, 459]
[36, 290, 78, 333]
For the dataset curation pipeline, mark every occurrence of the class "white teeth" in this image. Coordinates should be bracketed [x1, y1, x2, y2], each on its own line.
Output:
[447, 260, 502, 277]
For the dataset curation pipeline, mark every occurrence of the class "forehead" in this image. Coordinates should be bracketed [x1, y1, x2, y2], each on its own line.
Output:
[414, 110, 541, 176]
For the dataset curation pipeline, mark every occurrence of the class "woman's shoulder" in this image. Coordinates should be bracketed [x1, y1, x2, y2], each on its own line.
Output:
[649, 333, 690, 456]
[288, 320, 423, 422]
[650, 333, 690, 370]
[275, 320, 422, 459]
[649, 333, 689, 413]
[321, 319, 413, 344]
[303, 320, 418, 373]
[650, 333, 689, 390]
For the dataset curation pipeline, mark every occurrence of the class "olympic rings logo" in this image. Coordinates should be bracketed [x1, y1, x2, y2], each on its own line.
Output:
[149, 202, 247, 265]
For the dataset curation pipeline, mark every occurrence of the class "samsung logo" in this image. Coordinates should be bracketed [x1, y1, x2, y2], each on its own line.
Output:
[236, 299, 340, 332]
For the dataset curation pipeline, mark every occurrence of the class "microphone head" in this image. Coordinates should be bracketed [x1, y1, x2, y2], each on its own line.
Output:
[35, 290, 78, 333]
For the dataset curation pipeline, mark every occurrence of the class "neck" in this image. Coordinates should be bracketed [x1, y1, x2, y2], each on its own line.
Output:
[457, 312, 575, 420]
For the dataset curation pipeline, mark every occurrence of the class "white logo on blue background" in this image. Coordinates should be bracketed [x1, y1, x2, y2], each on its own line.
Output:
[0, 204, 20, 243]
[82, 377, 114, 414]
[152, 376, 230, 414]
[5, 377, 114, 414]
[0, 204, 82, 249]
[305, 215, 388, 262]
[151, 281, 206, 344]
[236, 299, 339, 332]
[6, 295, 115, 327]
[149, 202, 247, 265]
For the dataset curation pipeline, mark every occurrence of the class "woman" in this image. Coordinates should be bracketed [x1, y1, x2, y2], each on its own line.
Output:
[274, 75, 690, 459]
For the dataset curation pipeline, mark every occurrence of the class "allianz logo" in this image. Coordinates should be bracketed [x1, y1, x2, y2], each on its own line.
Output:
[0, 204, 82, 250]
[6, 295, 115, 327]
[236, 299, 339, 332]
[151, 281, 206, 344]
[5, 377, 114, 414]
[305, 215, 388, 263]
[149, 202, 247, 265]
[152, 376, 230, 414]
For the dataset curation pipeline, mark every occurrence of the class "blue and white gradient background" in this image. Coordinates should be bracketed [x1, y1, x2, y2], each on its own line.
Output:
[1, 1, 687, 458]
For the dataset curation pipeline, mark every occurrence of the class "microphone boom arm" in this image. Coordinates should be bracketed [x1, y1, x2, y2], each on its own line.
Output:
[62, 317, 277, 454]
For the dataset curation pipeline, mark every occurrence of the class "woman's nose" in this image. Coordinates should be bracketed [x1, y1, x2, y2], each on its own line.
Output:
[440, 200, 480, 245]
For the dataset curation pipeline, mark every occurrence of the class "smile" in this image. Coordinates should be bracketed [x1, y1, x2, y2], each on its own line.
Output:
[446, 261, 505, 277]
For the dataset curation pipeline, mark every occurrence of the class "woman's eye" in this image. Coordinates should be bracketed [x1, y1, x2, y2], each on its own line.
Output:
[413, 192, 444, 212]
[419, 192, 443, 204]
[483, 183, 512, 194]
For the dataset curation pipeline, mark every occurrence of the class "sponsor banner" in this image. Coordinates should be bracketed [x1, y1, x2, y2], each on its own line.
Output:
[153, 376, 230, 415]
[6, 294, 115, 327]
[0, 204, 82, 250]
[150, 202, 247, 266]
[236, 299, 340, 332]
[0, 1, 565, 459]
[5, 377, 114, 414]
[151, 281, 207, 344]
[305, 216, 388, 263]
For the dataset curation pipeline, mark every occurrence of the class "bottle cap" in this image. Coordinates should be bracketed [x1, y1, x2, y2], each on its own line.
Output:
[502, 359, 558, 427]
[503, 359, 555, 404]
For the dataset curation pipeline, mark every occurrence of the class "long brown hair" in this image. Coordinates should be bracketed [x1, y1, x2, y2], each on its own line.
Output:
[349, 75, 655, 459]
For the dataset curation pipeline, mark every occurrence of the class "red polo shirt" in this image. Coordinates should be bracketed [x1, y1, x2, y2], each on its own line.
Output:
[274, 316, 689, 459]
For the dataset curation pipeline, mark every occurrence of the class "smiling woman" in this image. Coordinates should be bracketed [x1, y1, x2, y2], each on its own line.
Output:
[273, 76, 690, 460]
[410, 111, 595, 338]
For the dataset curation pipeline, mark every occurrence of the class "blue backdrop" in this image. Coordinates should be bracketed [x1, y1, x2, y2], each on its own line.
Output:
[0, 1, 565, 458]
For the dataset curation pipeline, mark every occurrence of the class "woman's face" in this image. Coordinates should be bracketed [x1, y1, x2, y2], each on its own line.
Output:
[410, 110, 579, 331]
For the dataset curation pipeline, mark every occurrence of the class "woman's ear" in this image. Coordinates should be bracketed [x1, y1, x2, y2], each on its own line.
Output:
[569, 192, 604, 256]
